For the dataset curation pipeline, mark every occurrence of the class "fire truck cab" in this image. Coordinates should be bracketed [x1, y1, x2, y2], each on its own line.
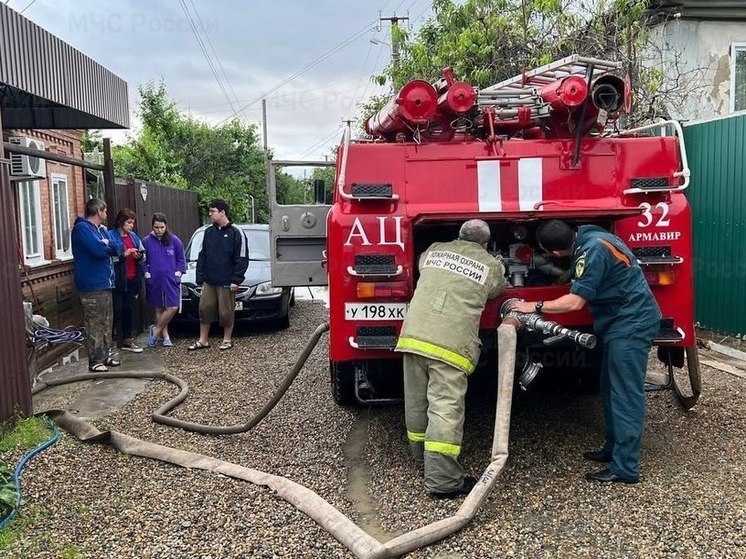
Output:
[267, 55, 701, 409]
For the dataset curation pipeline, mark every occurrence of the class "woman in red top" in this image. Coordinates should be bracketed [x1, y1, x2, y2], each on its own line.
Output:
[108, 209, 146, 353]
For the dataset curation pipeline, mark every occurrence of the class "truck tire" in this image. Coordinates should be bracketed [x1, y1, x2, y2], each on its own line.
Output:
[330, 361, 355, 406]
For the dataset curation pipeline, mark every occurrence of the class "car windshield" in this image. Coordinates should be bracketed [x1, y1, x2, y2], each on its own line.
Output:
[186, 227, 270, 261]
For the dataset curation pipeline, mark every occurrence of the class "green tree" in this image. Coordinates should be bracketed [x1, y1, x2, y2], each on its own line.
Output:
[113, 81, 278, 222]
[365, 0, 667, 124]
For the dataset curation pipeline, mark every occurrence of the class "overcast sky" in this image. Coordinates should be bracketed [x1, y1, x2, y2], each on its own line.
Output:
[15, 0, 433, 160]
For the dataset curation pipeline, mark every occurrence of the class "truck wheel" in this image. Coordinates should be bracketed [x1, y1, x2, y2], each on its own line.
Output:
[330, 361, 355, 406]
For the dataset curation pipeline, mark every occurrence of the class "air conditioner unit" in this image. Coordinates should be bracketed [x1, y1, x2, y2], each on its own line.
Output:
[8, 137, 47, 179]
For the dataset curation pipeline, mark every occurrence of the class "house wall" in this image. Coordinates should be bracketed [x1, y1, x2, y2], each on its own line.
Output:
[650, 19, 746, 120]
[4, 128, 86, 330]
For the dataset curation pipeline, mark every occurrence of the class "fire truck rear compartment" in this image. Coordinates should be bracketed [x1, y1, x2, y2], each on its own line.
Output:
[412, 217, 613, 287]
[411, 217, 607, 390]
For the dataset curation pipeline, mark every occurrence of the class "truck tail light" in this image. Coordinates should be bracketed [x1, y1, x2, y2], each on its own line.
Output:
[644, 270, 675, 286]
[356, 281, 409, 298]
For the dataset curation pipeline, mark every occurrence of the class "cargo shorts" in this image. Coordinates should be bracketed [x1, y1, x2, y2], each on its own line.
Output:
[199, 283, 236, 328]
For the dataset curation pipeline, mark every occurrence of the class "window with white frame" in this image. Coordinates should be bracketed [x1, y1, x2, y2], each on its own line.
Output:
[732, 42, 746, 112]
[18, 179, 45, 265]
[50, 174, 72, 258]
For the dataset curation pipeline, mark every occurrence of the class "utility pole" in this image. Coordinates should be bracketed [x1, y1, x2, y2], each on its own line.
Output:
[261, 98, 268, 151]
[379, 13, 409, 72]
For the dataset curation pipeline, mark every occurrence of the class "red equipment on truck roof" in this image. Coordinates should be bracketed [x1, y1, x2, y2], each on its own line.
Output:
[266, 54, 701, 409]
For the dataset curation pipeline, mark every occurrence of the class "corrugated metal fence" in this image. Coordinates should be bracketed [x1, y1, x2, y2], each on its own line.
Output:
[106, 179, 200, 242]
[684, 113, 746, 335]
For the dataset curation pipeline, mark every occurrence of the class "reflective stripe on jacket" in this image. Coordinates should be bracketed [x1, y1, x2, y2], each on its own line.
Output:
[395, 239, 507, 373]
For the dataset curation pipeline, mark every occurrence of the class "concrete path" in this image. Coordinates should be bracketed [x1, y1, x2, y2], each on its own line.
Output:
[33, 337, 162, 419]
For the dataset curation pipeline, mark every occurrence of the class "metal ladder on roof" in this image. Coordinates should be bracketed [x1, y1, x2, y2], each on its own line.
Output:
[480, 54, 623, 94]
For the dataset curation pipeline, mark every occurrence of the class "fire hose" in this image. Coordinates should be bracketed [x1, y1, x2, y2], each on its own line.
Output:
[30, 319, 587, 558]
[500, 298, 596, 391]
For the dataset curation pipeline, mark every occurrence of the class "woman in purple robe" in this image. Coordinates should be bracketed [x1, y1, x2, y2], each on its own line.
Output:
[142, 213, 186, 347]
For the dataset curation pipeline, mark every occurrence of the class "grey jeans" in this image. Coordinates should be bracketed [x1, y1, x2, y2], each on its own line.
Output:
[80, 290, 114, 368]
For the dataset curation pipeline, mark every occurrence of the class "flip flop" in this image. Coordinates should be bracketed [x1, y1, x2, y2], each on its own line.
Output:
[187, 341, 210, 351]
[218, 340, 233, 351]
[106, 358, 121, 367]
[89, 363, 108, 372]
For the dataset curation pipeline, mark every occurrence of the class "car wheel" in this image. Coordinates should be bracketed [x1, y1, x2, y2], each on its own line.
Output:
[278, 312, 290, 330]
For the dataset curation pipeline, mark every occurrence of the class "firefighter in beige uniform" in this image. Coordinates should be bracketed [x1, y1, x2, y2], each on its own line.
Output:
[396, 219, 507, 498]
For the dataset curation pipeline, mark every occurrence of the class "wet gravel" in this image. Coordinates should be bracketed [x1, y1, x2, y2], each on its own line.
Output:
[2, 300, 745, 558]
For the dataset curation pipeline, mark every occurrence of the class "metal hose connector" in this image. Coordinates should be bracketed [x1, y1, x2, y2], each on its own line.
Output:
[500, 298, 597, 349]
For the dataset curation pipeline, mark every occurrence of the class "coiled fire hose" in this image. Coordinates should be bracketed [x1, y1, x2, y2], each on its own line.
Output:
[34, 323, 519, 558]
[0, 417, 60, 530]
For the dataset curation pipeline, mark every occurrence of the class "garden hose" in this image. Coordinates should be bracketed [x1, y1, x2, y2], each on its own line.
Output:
[30, 325, 86, 345]
[0, 417, 60, 530]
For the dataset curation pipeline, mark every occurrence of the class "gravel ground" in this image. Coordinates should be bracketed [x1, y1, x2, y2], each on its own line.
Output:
[2, 300, 745, 558]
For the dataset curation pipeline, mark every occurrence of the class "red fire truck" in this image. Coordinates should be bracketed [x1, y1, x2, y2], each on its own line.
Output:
[267, 55, 701, 409]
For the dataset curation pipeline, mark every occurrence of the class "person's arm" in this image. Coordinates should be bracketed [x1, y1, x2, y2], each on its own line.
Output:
[74, 224, 118, 258]
[510, 293, 587, 314]
[142, 237, 152, 278]
[230, 227, 250, 285]
[509, 244, 606, 314]
[108, 229, 130, 258]
[487, 256, 508, 299]
[174, 236, 187, 275]
[135, 235, 146, 264]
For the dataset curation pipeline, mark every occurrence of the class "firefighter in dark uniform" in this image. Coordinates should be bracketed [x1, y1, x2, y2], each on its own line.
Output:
[510, 219, 661, 484]
[396, 219, 508, 498]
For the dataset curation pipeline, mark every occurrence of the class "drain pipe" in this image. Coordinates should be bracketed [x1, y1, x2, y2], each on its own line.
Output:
[36, 323, 519, 558]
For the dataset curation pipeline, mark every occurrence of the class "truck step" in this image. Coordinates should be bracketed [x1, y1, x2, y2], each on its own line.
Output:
[350, 183, 394, 199]
[654, 319, 685, 344]
[348, 326, 398, 350]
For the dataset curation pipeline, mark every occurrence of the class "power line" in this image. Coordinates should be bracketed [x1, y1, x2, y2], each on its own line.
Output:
[216, 19, 378, 125]
[345, 40, 375, 121]
[183, 76, 363, 112]
[178, 0, 238, 116]
[296, 126, 344, 160]
[19, 0, 38, 14]
[187, 0, 243, 114]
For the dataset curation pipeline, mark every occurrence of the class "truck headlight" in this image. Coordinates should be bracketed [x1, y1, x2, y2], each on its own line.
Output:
[255, 281, 283, 296]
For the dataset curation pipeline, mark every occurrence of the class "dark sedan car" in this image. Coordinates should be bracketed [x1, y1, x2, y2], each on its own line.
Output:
[179, 224, 293, 328]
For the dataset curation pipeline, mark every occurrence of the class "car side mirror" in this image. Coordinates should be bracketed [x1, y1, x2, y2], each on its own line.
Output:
[313, 179, 326, 205]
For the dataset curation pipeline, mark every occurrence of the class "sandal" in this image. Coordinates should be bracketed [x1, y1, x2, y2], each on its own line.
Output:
[89, 363, 109, 373]
[187, 341, 210, 351]
[106, 358, 121, 367]
[218, 340, 233, 351]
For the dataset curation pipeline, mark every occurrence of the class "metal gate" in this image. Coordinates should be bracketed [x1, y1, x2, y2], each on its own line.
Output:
[683, 112, 746, 335]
